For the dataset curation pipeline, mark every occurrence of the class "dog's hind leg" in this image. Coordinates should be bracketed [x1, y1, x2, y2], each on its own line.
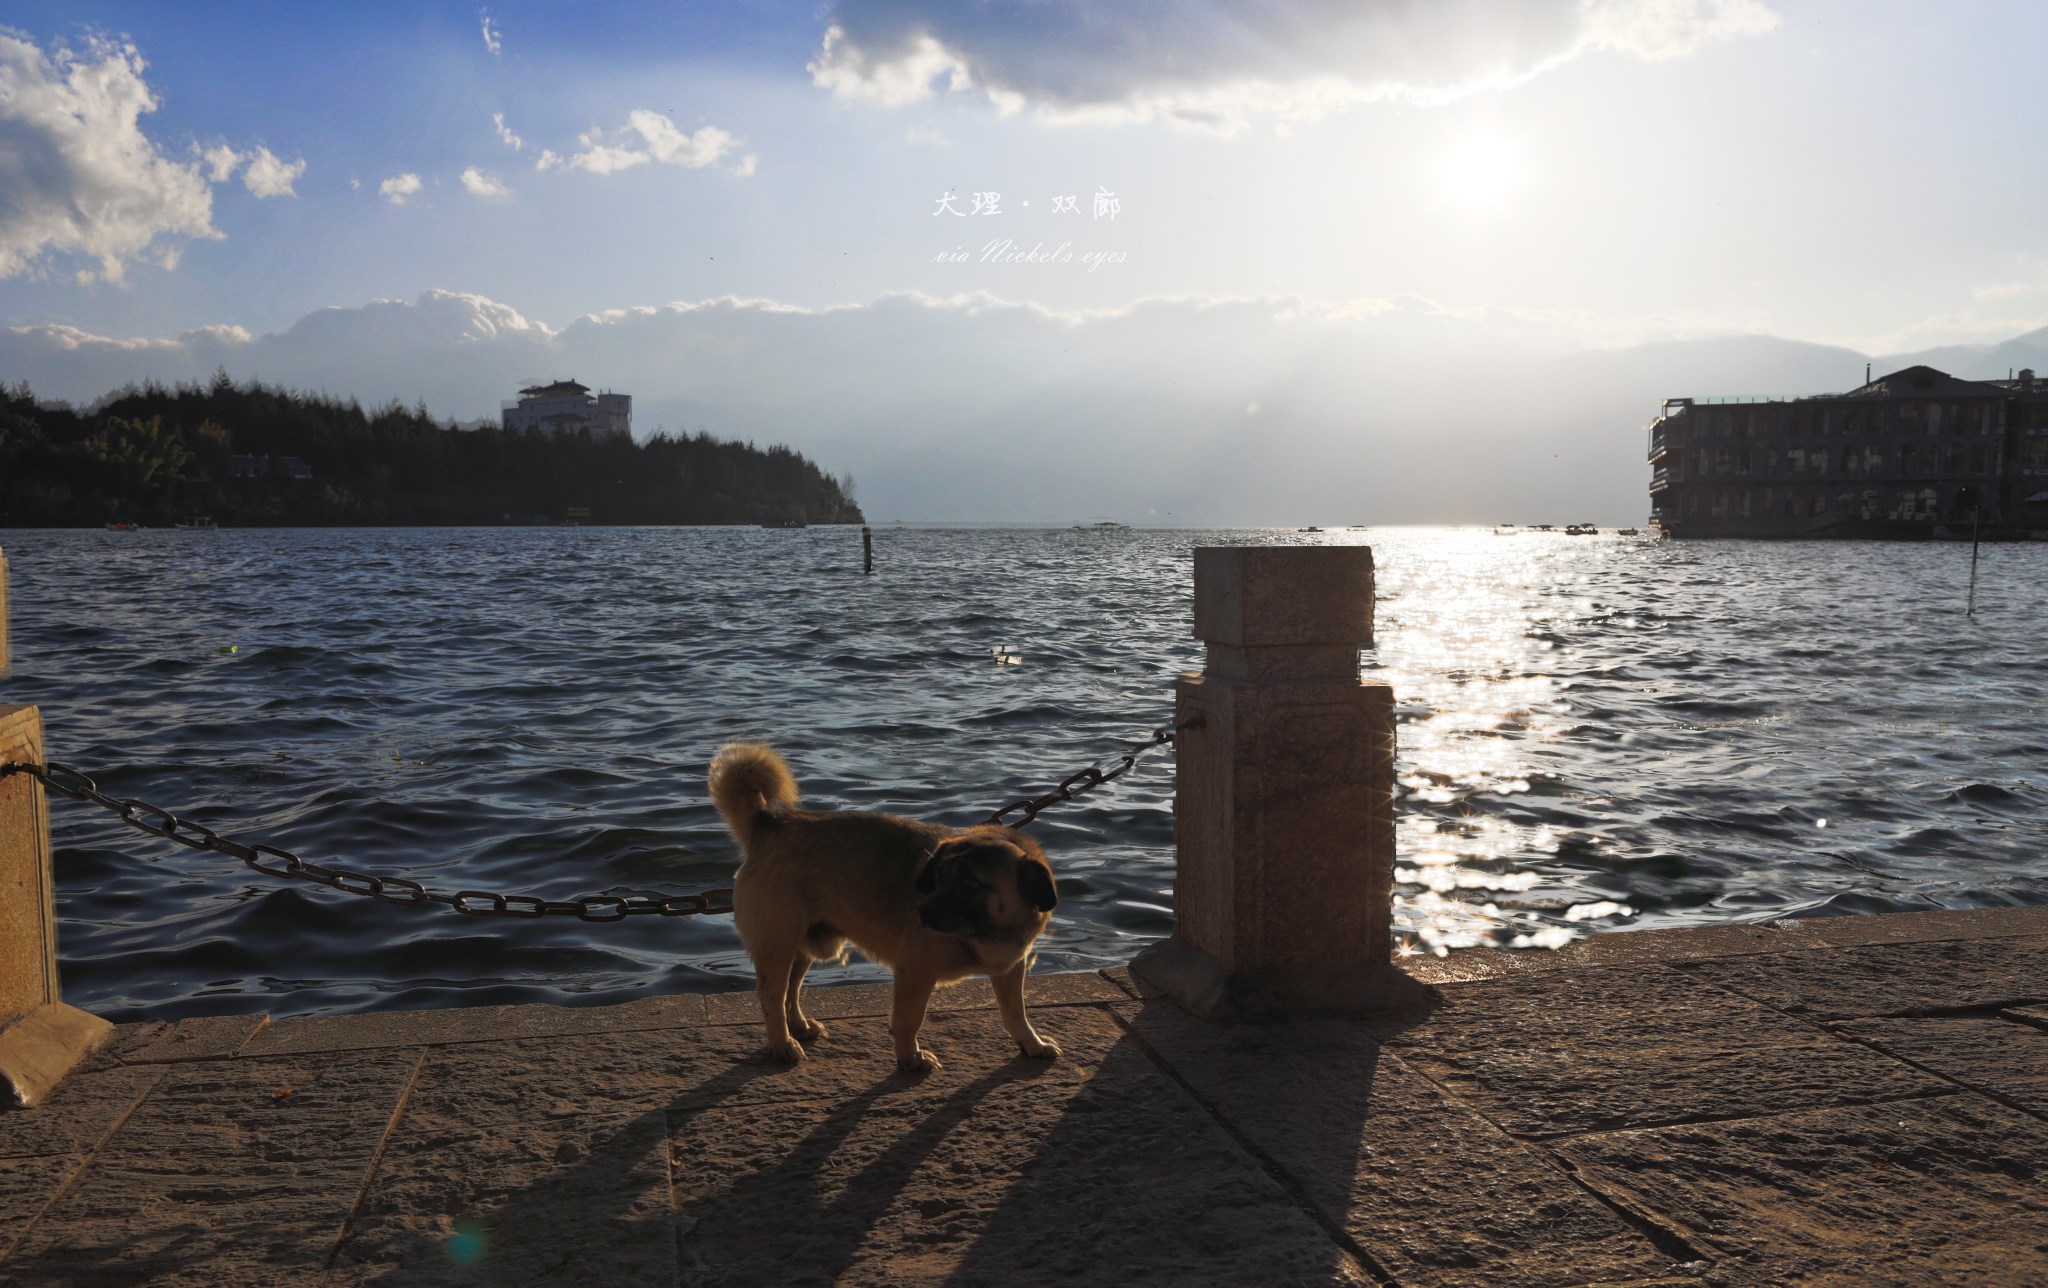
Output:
[753, 947, 807, 1063]
[992, 962, 1061, 1060]
[785, 957, 828, 1043]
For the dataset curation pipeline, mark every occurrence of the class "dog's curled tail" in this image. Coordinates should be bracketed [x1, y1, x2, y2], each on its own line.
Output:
[708, 742, 799, 848]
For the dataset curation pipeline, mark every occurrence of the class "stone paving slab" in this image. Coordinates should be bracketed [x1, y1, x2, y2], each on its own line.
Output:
[242, 993, 708, 1058]
[403, 1006, 1125, 1126]
[0, 1065, 161, 1163]
[1676, 935, 2048, 1019]
[695, 971, 1134, 1026]
[1, 1049, 418, 1285]
[0, 1155, 77, 1256]
[1833, 1014, 2048, 1117]
[11, 909, 2048, 1285]
[1382, 967, 1946, 1137]
[124, 1014, 271, 1064]
[1118, 1003, 1683, 1286]
[1554, 1094, 2048, 1284]
[669, 1037, 1372, 1287]
[331, 1108, 675, 1286]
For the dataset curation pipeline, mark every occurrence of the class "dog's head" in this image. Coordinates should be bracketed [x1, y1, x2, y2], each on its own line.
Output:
[915, 828, 1057, 938]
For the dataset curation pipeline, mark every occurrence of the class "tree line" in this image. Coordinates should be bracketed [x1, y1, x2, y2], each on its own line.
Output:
[0, 373, 863, 527]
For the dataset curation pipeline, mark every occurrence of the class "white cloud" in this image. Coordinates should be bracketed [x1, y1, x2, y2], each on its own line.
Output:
[809, 0, 1780, 132]
[241, 146, 305, 198]
[202, 143, 241, 183]
[0, 32, 218, 281]
[544, 110, 740, 175]
[480, 9, 502, 55]
[730, 153, 758, 178]
[380, 172, 423, 204]
[196, 143, 305, 198]
[460, 166, 510, 199]
[492, 112, 523, 151]
[904, 127, 952, 148]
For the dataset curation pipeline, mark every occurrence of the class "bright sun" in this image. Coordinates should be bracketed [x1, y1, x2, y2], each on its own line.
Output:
[1438, 134, 1520, 210]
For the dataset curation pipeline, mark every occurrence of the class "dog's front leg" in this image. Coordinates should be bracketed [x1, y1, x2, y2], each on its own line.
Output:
[754, 949, 807, 1063]
[890, 971, 941, 1073]
[992, 962, 1061, 1060]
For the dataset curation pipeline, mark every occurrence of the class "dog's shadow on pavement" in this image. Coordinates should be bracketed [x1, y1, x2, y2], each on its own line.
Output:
[332, 994, 1430, 1286]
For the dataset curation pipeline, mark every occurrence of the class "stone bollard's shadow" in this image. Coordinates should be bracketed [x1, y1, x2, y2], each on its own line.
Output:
[939, 995, 1440, 1286]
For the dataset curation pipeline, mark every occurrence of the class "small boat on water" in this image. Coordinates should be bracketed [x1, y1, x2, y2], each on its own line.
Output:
[104, 521, 141, 532]
[1564, 523, 1599, 535]
[759, 518, 807, 529]
[174, 516, 217, 531]
[1616, 527, 1640, 536]
[1299, 525, 1323, 533]
[1494, 523, 1518, 535]
[1072, 521, 1131, 531]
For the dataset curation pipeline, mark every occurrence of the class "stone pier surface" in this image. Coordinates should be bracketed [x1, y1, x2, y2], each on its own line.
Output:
[6, 908, 2048, 1285]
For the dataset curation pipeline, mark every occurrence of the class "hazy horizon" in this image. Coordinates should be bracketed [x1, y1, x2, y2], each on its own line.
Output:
[5, 1, 2047, 522]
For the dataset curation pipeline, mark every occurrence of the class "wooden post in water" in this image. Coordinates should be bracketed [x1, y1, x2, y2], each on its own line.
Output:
[1131, 546, 1427, 1020]
[0, 546, 9, 677]
[1967, 509, 1981, 617]
[0, 552, 112, 1107]
[862, 526, 874, 576]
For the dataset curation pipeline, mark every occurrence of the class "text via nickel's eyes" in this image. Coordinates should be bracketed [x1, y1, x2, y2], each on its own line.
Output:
[929, 188, 1128, 271]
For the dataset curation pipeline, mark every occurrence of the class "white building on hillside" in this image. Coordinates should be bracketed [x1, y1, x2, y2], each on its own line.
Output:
[502, 379, 632, 441]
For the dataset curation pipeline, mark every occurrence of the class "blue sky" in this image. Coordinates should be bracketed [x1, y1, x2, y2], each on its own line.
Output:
[4, 1, 2047, 520]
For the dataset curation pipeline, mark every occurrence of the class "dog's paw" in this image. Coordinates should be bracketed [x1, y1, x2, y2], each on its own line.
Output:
[764, 1037, 809, 1064]
[1019, 1037, 1062, 1061]
[789, 1017, 829, 1042]
[896, 1048, 942, 1075]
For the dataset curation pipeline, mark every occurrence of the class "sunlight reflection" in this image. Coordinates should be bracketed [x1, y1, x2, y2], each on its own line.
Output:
[1355, 528, 1636, 953]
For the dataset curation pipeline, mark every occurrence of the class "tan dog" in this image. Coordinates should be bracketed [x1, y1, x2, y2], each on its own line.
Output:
[708, 742, 1062, 1073]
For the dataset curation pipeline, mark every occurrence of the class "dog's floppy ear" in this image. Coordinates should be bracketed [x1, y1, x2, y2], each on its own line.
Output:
[1016, 860, 1058, 912]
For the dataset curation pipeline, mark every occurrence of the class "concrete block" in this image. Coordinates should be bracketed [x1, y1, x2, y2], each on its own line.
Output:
[0, 1005, 115, 1110]
[0, 706, 111, 1109]
[0, 707, 54, 1028]
[1134, 546, 1425, 1019]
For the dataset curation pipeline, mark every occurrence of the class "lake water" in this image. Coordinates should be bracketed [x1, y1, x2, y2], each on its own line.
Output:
[3, 526, 2044, 1020]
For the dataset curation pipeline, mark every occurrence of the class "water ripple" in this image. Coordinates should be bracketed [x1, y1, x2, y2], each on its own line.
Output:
[5, 525, 2045, 1018]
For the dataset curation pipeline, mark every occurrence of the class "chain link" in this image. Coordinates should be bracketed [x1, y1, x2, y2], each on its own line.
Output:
[984, 715, 1203, 829]
[0, 720, 1193, 920]
[0, 760, 735, 920]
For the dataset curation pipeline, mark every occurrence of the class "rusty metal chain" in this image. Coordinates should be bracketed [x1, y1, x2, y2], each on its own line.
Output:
[0, 719, 1193, 919]
[0, 761, 734, 920]
[984, 715, 1202, 829]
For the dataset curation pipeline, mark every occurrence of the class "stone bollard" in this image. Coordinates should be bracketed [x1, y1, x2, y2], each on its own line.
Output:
[1, 554, 112, 1107]
[1131, 546, 1428, 1020]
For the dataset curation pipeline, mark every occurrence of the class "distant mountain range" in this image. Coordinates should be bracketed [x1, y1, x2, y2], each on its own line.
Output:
[2, 293, 2042, 525]
[1879, 324, 2048, 383]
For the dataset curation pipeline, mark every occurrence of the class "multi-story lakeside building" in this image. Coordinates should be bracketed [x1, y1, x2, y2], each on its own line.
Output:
[501, 379, 632, 442]
[1648, 365, 2048, 538]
